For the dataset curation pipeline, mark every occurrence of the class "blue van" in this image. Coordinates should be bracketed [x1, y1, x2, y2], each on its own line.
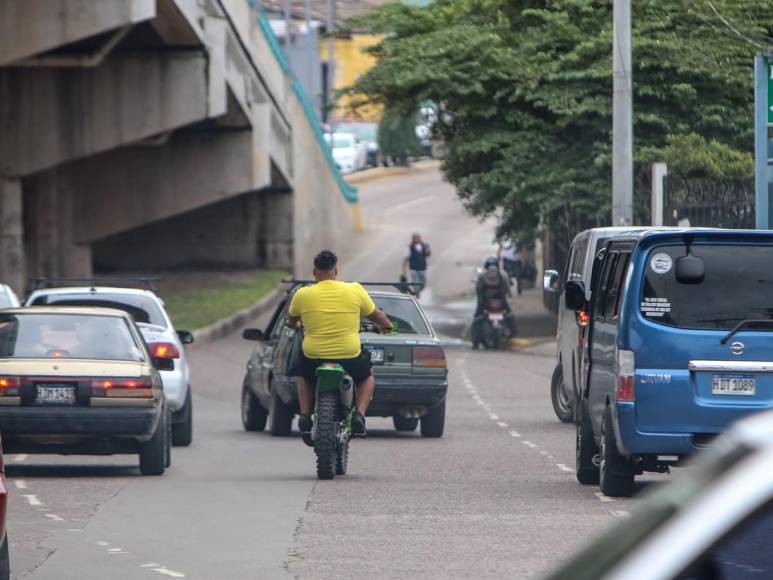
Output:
[568, 229, 773, 497]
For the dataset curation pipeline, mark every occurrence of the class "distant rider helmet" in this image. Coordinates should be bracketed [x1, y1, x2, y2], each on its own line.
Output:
[483, 256, 498, 270]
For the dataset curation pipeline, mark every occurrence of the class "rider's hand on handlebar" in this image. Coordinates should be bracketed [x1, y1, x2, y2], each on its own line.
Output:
[378, 321, 395, 335]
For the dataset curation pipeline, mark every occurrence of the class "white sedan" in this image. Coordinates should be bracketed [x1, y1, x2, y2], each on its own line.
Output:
[547, 408, 773, 579]
[324, 132, 367, 174]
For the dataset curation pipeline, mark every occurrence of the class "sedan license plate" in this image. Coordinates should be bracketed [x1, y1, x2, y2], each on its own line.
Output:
[369, 348, 385, 364]
[488, 312, 504, 321]
[712, 375, 756, 396]
[36, 385, 76, 405]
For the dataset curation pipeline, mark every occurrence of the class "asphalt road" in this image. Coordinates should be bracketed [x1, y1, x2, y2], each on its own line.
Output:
[7, 167, 653, 579]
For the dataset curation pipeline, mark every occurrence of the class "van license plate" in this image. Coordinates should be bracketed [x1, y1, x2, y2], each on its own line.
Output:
[369, 348, 385, 364]
[712, 375, 756, 396]
[36, 385, 76, 405]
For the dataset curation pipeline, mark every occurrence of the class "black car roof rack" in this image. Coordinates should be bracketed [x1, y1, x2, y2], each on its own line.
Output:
[29, 277, 160, 294]
[281, 279, 421, 295]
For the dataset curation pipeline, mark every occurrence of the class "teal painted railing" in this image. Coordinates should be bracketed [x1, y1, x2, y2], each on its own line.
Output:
[255, 13, 358, 204]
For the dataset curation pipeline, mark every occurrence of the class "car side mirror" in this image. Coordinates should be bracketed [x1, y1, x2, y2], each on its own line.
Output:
[177, 330, 194, 345]
[675, 255, 705, 284]
[564, 280, 586, 311]
[242, 328, 264, 341]
[543, 270, 560, 293]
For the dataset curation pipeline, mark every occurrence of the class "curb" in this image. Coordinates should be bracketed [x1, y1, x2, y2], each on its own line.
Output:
[344, 159, 440, 185]
[189, 286, 284, 349]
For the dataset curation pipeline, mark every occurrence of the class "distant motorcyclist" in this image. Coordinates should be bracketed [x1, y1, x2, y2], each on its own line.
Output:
[472, 257, 517, 344]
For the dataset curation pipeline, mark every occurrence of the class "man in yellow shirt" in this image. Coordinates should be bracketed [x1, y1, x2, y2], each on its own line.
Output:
[288, 250, 393, 437]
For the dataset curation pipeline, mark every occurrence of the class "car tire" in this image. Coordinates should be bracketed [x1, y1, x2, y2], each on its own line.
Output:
[270, 389, 293, 437]
[165, 405, 172, 468]
[600, 405, 635, 498]
[241, 380, 268, 432]
[393, 416, 419, 432]
[551, 364, 573, 423]
[576, 399, 600, 485]
[172, 388, 193, 446]
[0, 533, 10, 580]
[140, 405, 167, 476]
[420, 400, 445, 438]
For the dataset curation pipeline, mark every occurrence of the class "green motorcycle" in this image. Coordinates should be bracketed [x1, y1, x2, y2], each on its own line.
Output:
[312, 363, 355, 480]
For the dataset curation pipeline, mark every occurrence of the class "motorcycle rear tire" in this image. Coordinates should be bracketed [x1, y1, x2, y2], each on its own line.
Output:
[315, 390, 338, 480]
[336, 436, 349, 475]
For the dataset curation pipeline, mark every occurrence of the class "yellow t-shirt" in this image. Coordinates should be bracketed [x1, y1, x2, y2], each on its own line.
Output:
[288, 280, 377, 359]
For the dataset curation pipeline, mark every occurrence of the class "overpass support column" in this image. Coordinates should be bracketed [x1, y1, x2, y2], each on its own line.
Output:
[0, 178, 25, 295]
[26, 170, 92, 280]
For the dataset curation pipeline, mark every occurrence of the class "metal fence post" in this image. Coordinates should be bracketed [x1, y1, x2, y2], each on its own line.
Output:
[651, 162, 667, 226]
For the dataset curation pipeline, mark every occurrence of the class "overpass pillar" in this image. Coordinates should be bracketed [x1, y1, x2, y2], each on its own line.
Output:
[0, 178, 25, 295]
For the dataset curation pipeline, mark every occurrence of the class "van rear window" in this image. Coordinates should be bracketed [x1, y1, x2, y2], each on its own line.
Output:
[642, 244, 773, 330]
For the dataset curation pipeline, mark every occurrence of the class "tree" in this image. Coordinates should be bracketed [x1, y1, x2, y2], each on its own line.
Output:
[344, 0, 773, 244]
[377, 105, 421, 166]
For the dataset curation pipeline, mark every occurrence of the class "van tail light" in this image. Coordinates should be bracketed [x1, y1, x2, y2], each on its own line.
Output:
[413, 346, 447, 368]
[0, 377, 20, 396]
[148, 342, 180, 359]
[616, 349, 636, 401]
[92, 377, 153, 398]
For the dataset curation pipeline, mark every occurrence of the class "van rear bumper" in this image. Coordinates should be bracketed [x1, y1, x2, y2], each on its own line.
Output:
[614, 402, 700, 457]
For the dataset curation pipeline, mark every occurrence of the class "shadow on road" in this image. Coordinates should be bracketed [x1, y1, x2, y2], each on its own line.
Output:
[6, 464, 139, 478]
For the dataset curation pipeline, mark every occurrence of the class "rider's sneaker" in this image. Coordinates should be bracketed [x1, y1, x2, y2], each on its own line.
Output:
[299, 414, 314, 447]
[351, 412, 367, 437]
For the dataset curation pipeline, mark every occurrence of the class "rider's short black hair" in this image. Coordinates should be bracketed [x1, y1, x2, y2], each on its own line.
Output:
[314, 250, 338, 272]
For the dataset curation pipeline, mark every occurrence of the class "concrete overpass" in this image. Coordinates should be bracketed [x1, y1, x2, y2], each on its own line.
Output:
[0, 0, 357, 292]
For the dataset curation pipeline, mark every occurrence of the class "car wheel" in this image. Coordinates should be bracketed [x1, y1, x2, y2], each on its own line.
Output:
[0, 533, 10, 580]
[140, 405, 167, 476]
[551, 364, 573, 423]
[241, 379, 268, 432]
[165, 405, 172, 468]
[270, 389, 293, 437]
[420, 400, 445, 438]
[172, 388, 193, 446]
[393, 416, 419, 432]
[576, 399, 600, 485]
[599, 405, 635, 497]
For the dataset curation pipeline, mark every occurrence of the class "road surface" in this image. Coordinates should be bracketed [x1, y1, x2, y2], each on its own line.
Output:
[7, 167, 651, 579]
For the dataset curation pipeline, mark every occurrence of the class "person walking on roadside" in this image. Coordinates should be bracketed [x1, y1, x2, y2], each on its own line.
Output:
[498, 238, 523, 296]
[402, 233, 431, 299]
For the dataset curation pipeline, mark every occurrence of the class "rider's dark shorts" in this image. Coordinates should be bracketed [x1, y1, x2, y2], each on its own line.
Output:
[297, 349, 373, 384]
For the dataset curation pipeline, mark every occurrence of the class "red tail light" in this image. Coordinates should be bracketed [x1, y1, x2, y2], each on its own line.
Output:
[577, 310, 589, 327]
[148, 342, 180, 359]
[92, 377, 153, 397]
[0, 377, 20, 396]
[413, 346, 446, 368]
[616, 349, 636, 401]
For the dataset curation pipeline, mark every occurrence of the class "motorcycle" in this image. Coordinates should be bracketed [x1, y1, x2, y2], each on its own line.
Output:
[472, 298, 514, 350]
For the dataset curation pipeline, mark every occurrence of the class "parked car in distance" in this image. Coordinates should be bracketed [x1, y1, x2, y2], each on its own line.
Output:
[334, 121, 380, 167]
[574, 228, 773, 497]
[546, 408, 773, 580]
[0, 286, 19, 310]
[241, 284, 448, 438]
[324, 132, 367, 174]
[0, 307, 171, 475]
[26, 283, 194, 446]
[544, 227, 651, 423]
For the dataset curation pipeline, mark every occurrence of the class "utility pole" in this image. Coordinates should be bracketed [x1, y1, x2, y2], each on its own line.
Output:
[612, 0, 633, 226]
[326, 0, 336, 136]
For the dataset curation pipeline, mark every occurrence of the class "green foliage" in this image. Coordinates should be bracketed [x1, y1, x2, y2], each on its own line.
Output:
[345, 0, 773, 242]
[377, 106, 422, 165]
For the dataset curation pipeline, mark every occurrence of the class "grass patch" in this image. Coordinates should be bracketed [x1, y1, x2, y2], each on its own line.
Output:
[162, 271, 286, 331]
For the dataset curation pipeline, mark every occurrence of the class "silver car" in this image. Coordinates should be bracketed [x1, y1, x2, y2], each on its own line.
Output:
[25, 284, 194, 446]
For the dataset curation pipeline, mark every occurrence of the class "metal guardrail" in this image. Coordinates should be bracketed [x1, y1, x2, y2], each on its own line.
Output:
[253, 10, 359, 204]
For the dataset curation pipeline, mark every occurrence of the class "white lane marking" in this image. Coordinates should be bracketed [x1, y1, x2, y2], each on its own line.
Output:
[489, 413, 499, 421]
[68, 529, 83, 533]
[522, 440, 538, 449]
[594, 492, 616, 503]
[44, 514, 64, 521]
[97, 541, 110, 546]
[13, 454, 27, 463]
[496, 421, 508, 428]
[152, 568, 186, 578]
[509, 430, 522, 438]
[14, 480, 27, 490]
[22, 494, 41, 506]
[611, 510, 630, 519]
[556, 463, 574, 473]
[142, 564, 162, 568]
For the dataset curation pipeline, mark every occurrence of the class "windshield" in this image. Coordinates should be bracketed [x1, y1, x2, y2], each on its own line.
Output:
[368, 296, 431, 335]
[641, 244, 773, 330]
[335, 123, 376, 141]
[327, 134, 354, 149]
[0, 313, 144, 361]
[31, 293, 167, 327]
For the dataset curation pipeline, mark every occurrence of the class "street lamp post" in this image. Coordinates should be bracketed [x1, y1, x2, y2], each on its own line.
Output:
[612, 0, 633, 226]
